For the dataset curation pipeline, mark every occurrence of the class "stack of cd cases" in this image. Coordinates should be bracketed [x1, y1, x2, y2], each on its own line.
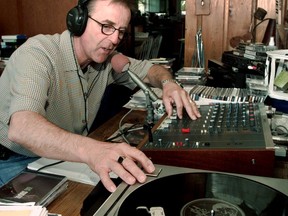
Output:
[189, 85, 267, 103]
[175, 67, 206, 86]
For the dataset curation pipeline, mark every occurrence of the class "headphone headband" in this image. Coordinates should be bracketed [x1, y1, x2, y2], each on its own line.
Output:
[78, 0, 89, 7]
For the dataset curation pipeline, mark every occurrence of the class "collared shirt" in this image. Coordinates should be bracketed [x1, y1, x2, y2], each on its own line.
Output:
[0, 30, 153, 156]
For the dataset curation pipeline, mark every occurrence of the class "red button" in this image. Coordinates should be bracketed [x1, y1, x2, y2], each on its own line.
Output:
[182, 128, 190, 133]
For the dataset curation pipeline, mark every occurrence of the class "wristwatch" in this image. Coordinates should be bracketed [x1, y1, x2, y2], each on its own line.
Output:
[161, 79, 183, 88]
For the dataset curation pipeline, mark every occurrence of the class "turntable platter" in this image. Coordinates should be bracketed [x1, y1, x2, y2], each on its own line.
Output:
[181, 198, 245, 216]
[116, 173, 288, 216]
[84, 165, 288, 216]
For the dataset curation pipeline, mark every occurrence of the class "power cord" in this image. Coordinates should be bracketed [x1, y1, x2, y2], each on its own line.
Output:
[36, 160, 64, 172]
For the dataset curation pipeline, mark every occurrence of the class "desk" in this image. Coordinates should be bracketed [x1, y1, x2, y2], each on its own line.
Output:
[47, 108, 288, 215]
[47, 109, 147, 216]
[47, 181, 93, 216]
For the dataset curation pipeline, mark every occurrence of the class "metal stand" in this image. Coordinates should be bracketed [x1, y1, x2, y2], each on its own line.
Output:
[143, 89, 155, 145]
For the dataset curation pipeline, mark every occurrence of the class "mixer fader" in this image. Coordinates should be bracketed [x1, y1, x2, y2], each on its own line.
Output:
[143, 102, 273, 149]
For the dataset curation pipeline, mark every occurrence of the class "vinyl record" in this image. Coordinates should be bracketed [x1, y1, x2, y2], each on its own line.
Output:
[116, 173, 288, 216]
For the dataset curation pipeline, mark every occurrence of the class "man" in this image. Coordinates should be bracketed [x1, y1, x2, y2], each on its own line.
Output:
[0, 0, 200, 192]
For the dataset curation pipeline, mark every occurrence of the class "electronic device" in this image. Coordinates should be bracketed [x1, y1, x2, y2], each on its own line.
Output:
[207, 58, 266, 88]
[221, 51, 266, 75]
[137, 102, 275, 177]
[66, 0, 89, 36]
[81, 164, 288, 216]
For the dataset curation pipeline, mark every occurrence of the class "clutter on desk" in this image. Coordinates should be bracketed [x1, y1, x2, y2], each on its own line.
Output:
[0, 34, 27, 59]
[0, 170, 68, 207]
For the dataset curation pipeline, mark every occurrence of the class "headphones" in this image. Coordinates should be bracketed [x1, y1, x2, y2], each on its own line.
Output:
[66, 0, 90, 36]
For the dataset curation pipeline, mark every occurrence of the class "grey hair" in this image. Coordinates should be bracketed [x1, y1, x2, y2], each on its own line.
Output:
[87, 0, 136, 14]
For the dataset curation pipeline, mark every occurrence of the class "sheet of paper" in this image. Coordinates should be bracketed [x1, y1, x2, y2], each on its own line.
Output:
[0, 205, 47, 216]
[28, 158, 117, 186]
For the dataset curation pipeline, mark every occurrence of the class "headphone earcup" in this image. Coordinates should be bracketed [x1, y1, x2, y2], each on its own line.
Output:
[66, 5, 88, 36]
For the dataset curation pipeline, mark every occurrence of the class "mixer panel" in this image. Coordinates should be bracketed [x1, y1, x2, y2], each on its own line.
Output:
[143, 102, 273, 149]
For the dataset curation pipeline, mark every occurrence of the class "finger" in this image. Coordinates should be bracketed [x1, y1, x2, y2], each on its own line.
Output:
[114, 156, 138, 184]
[123, 148, 155, 175]
[188, 97, 201, 118]
[119, 157, 147, 183]
[99, 171, 118, 193]
[171, 93, 184, 119]
[162, 98, 173, 117]
[183, 99, 197, 120]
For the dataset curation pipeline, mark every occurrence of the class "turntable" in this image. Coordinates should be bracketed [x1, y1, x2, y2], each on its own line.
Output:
[82, 164, 288, 216]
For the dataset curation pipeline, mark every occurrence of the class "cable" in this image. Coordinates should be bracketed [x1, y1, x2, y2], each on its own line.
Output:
[118, 109, 134, 144]
[106, 124, 143, 142]
[70, 34, 101, 134]
[251, 18, 270, 43]
[36, 160, 64, 172]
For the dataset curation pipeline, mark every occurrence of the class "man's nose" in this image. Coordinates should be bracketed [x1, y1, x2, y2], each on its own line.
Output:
[108, 31, 120, 44]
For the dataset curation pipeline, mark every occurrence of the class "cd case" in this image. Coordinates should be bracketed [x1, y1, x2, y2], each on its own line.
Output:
[0, 169, 68, 206]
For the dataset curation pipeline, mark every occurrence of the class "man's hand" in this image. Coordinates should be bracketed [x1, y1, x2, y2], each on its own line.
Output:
[161, 82, 201, 120]
[86, 142, 155, 193]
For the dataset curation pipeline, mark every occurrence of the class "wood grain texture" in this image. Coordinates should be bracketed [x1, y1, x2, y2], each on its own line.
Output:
[0, 0, 77, 37]
[47, 181, 93, 216]
[184, 0, 276, 68]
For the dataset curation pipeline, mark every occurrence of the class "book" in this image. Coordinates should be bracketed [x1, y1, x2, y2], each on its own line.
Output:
[1, 34, 27, 40]
[244, 49, 267, 57]
[0, 205, 48, 216]
[0, 170, 68, 207]
[149, 58, 175, 64]
[274, 70, 288, 91]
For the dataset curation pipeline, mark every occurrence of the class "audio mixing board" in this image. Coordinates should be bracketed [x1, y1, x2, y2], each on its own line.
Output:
[138, 102, 275, 176]
[142, 102, 273, 149]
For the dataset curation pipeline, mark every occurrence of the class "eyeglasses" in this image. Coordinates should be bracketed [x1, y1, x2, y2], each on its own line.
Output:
[88, 16, 127, 40]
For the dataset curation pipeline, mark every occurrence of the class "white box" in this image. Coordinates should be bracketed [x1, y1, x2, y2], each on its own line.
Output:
[265, 50, 288, 101]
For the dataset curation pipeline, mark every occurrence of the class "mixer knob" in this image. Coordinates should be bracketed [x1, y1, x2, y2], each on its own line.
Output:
[161, 123, 169, 128]
[158, 138, 162, 147]
[184, 138, 189, 146]
[164, 118, 172, 124]
[170, 115, 177, 120]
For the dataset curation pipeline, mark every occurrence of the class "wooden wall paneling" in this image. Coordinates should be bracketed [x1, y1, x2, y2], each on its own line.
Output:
[0, 0, 19, 36]
[254, 0, 276, 43]
[227, 0, 253, 50]
[184, 0, 276, 69]
[184, 0, 197, 67]
[201, 0, 226, 63]
[20, 0, 77, 37]
[276, 0, 288, 48]
[184, 0, 227, 67]
[17, 0, 24, 34]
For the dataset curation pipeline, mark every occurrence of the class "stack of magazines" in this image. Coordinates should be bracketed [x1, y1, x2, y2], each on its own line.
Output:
[0, 204, 51, 216]
[0, 170, 68, 215]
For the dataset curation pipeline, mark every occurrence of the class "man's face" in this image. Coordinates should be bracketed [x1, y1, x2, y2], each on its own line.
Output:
[80, 0, 131, 63]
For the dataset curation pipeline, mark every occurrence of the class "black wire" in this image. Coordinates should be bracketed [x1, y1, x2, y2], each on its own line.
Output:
[36, 160, 64, 172]
[70, 34, 89, 133]
[105, 123, 143, 142]
[251, 18, 271, 43]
